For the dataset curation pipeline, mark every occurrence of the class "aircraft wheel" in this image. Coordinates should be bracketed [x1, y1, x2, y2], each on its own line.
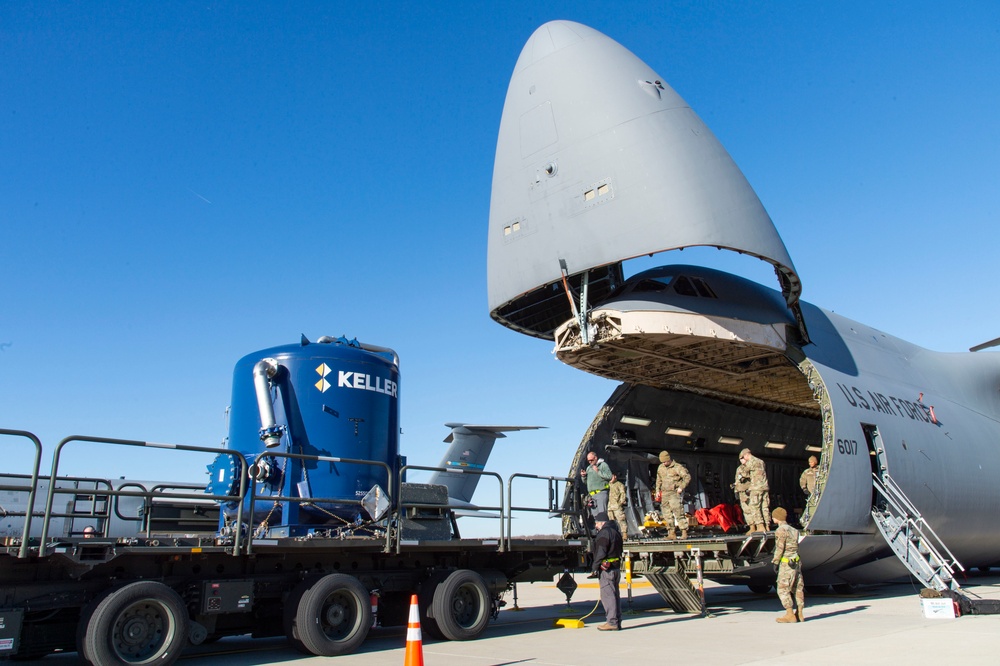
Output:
[431, 569, 490, 641]
[80, 581, 188, 666]
[747, 584, 771, 594]
[831, 583, 857, 595]
[293, 573, 371, 656]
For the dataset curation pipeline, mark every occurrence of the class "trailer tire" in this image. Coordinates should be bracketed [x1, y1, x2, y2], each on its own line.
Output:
[81, 581, 188, 666]
[431, 569, 490, 641]
[419, 573, 449, 641]
[294, 573, 371, 656]
[283, 578, 314, 654]
[747, 584, 772, 594]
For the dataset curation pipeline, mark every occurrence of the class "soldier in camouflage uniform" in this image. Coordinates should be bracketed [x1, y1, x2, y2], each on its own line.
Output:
[736, 448, 770, 533]
[771, 507, 805, 622]
[654, 451, 691, 540]
[607, 474, 628, 537]
[733, 460, 752, 528]
[799, 455, 818, 497]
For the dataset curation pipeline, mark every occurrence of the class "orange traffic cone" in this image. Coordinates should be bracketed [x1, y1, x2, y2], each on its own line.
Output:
[404, 593, 424, 666]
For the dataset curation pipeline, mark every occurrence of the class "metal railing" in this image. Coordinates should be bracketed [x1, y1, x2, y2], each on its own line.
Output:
[397, 464, 504, 551]
[39, 435, 251, 556]
[0, 429, 44, 558]
[3, 428, 585, 559]
[506, 472, 580, 544]
[241, 450, 393, 554]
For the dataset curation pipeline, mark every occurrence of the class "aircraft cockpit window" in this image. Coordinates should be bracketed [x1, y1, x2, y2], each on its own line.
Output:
[629, 278, 671, 294]
[671, 275, 717, 298]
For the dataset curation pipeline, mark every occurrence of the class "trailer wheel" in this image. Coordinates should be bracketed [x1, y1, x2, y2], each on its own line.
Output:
[81, 581, 188, 666]
[747, 584, 772, 594]
[283, 578, 314, 654]
[418, 573, 449, 640]
[293, 573, 371, 656]
[431, 569, 490, 641]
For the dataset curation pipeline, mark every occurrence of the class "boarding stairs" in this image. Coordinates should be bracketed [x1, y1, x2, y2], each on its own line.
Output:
[871, 472, 964, 592]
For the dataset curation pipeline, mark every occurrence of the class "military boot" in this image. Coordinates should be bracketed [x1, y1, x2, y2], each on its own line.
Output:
[679, 529, 688, 540]
[796, 606, 805, 622]
[776, 609, 797, 623]
[665, 529, 676, 540]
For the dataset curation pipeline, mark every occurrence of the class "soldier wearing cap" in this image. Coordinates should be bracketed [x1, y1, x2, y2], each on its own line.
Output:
[771, 506, 805, 622]
[592, 512, 623, 631]
[800, 456, 818, 497]
[654, 450, 691, 540]
[736, 448, 770, 533]
[607, 473, 628, 537]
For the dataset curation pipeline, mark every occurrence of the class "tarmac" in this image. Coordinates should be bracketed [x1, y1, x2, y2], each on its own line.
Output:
[39, 571, 1000, 665]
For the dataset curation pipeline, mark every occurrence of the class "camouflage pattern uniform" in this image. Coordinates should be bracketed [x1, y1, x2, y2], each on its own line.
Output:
[800, 464, 817, 497]
[741, 451, 770, 526]
[654, 452, 691, 532]
[733, 462, 751, 523]
[771, 509, 805, 621]
[607, 476, 628, 537]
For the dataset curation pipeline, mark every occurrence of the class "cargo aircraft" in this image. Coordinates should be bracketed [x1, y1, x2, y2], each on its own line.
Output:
[486, 21, 1000, 589]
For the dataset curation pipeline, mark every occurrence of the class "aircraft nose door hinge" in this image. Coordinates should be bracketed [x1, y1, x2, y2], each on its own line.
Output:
[558, 260, 592, 345]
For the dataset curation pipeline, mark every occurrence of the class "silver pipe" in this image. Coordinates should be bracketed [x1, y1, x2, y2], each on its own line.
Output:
[316, 336, 399, 368]
[253, 358, 282, 448]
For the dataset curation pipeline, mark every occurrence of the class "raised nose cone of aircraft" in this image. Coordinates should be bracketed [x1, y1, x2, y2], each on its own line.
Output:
[488, 21, 804, 340]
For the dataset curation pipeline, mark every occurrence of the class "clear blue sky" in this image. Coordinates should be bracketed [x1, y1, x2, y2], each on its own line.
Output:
[3, 3, 998, 535]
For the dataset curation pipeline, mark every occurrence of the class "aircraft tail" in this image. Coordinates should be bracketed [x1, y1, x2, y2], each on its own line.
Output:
[430, 424, 543, 505]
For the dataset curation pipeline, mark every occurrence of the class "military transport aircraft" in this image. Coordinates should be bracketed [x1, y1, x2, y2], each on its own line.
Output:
[486, 20, 1000, 588]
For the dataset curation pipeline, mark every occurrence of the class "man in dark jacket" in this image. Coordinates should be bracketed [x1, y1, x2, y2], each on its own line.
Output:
[592, 512, 623, 630]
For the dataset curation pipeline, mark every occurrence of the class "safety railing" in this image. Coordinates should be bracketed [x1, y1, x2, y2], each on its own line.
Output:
[4, 428, 584, 559]
[506, 472, 581, 545]
[0, 429, 44, 558]
[40, 435, 251, 557]
[110, 482, 218, 538]
[241, 450, 393, 554]
[397, 464, 504, 552]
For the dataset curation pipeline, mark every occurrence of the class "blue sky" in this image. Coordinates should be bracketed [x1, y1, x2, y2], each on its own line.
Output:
[3, 3, 998, 535]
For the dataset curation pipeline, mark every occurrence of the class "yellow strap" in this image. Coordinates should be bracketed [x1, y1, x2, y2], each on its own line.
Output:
[603, 557, 620, 563]
[780, 555, 800, 563]
[589, 486, 609, 495]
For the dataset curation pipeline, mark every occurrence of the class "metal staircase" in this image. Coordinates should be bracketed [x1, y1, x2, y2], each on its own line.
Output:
[871, 472, 964, 592]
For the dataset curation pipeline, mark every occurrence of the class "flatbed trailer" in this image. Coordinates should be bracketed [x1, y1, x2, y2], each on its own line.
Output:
[0, 429, 588, 663]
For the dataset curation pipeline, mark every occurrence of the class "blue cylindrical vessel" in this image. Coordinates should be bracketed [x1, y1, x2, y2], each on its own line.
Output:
[221, 336, 400, 532]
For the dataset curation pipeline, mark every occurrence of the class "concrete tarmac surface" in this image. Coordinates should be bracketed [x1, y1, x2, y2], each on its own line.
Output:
[37, 572, 1000, 665]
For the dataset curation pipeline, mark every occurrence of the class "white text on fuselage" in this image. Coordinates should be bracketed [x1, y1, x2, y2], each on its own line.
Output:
[338, 371, 397, 398]
[835, 383, 934, 424]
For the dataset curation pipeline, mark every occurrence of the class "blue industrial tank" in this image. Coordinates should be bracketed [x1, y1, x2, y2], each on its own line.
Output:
[211, 336, 400, 535]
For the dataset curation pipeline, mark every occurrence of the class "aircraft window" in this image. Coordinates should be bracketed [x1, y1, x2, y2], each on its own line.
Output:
[671, 276, 717, 298]
[693, 278, 717, 298]
[629, 279, 670, 294]
[672, 276, 698, 296]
